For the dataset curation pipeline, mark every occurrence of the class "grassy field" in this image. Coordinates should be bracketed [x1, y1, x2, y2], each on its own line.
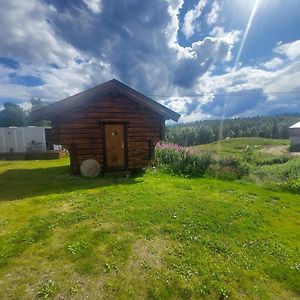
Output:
[0, 157, 300, 299]
[189, 137, 289, 158]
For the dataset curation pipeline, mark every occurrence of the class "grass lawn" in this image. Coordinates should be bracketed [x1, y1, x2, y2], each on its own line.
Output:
[0, 158, 300, 299]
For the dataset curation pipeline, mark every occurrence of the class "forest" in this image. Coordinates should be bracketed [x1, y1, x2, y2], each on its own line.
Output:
[165, 114, 300, 146]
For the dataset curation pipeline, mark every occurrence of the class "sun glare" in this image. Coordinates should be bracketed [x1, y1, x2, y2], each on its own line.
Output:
[217, 0, 261, 150]
[234, 0, 261, 69]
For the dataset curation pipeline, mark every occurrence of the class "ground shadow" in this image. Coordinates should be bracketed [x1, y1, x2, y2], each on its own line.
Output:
[0, 165, 143, 201]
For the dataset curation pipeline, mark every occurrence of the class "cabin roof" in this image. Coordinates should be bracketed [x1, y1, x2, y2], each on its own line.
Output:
[289, 121, 300, 129]
[32, 79, 180, 122]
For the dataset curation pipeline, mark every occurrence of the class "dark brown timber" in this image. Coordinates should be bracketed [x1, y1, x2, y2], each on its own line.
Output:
[32, 79, 180, 173]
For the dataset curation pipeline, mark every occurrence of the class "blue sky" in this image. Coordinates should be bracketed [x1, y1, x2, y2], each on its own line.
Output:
[0, 0, 300, 122]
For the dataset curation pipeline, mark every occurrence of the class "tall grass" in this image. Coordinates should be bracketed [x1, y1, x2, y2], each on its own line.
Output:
[155, 143, 212, 177]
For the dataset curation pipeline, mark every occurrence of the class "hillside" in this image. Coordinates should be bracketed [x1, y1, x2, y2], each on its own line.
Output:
[0, 157, 300, 299]
[189, 137, 289, 157]
[166, 114, 300, 146]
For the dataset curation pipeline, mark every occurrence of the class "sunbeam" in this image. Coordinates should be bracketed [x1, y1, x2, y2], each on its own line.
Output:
[234, 0, 261, 69]
[218, 0, 261, 152]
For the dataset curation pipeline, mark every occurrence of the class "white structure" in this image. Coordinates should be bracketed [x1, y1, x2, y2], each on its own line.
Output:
[0, 127, 48, 153]
[289, 122, 300, 147]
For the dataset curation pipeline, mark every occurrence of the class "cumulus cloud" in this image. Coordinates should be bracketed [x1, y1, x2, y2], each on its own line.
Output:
[206, 1, 221, 26]
[185, 39, 300, 119]
[82, 0, 102, 13]
[0, 0, 114, 105]
[274, 40, 300, 60]
[182, 0, 207, 38]
[262, 57, 284, 70]
[0, 0, 298, 122]
[173, 29, 240, 88]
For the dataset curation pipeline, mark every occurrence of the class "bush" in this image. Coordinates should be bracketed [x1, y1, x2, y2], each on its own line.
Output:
[242, 145, 255, 162]
[212, 156, 250, 179]
[279, 179, 300, 193]
[253, 158, 300, 184]
[256, 155, 290, 166]
[155, 143, 212, 177]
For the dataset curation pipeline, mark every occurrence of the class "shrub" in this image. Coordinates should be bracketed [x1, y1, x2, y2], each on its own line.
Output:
[155, 143, 212, 177]
[242, 145, 255, 162]
[256, 155, 290, 166]
[279, 179, 300, 193]
[212, 156, 250, 179]
[253, 158, 300, 185]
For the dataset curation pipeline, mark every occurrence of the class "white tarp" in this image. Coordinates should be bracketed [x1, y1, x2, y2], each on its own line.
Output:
[0, 127, 47, 153]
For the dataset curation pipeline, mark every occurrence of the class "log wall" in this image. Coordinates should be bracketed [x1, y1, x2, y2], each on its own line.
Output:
[51, 95, 164, 173]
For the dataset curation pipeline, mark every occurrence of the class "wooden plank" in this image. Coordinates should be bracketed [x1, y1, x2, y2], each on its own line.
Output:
[127, 137, 158, 142]
[76, 156, 102, 160]
[84, 106, 151, 114]
[75, 143, 103, 150]
[60, 132, 101, 139]
[60, 123, 101, 129]
[59, 128, 103, 134]
[60, 138, 101, 144]
[104, 124, 126, 168]
[62, 112, 161, 120]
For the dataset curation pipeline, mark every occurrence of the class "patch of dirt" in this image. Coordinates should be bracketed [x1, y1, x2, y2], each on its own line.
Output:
[127, 237, 170, 273]
[261, 145, 289, 155]
[57, 202, 74, 213]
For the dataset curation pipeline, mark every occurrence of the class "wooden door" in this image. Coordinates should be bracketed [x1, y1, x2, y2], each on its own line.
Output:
[105, 124, 126, 169]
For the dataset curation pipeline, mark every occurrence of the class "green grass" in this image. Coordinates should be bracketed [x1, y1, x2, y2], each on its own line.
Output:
[0, 158, 300, 299]
[253, 158, 300, 184]
[190, 137, 289, 158]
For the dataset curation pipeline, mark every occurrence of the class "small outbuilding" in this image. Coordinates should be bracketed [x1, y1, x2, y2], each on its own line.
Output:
[289, 121, 300, 151]
[0, 126, 48, 153]
[32, 79, 180, 173]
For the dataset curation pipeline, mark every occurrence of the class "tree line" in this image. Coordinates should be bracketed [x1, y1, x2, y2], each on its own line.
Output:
[165, 114, 300, 146]
[0, 98, 49, 127]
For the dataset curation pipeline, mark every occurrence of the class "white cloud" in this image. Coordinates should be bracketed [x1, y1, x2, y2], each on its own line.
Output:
[187, 40, 300, 117]
[0, 1, 79, 66]
[182, 0, 207, 38]
[206, 1, 221, 26]
[0, 0, 114, 104]
[82, 0, 102, 13]
[1, 1, 298, 121]
[274, 40, 300, 60]
[262, 57, 284, 70]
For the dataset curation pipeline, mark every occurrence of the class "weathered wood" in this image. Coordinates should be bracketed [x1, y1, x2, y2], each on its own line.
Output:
[104, 124, 126, 169]
[51, 92, 167, 171]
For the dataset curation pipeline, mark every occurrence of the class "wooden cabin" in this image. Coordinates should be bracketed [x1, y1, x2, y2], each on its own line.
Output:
[32, 79, 180, 173]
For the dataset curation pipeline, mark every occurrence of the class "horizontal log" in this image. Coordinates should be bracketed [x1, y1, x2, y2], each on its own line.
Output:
[60, 133, 102, 139]
[60, 138, 101, 144]
[77, 154, 102, 160]
[58, 128, 103, 134]
[64, 111, 159, 118]
[59, 123, 101, 129]
[84, 106, 152, 114]
[76, 148, 103, 154]
[75, 144, 103, 150]
[57, 119, 161, 128]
